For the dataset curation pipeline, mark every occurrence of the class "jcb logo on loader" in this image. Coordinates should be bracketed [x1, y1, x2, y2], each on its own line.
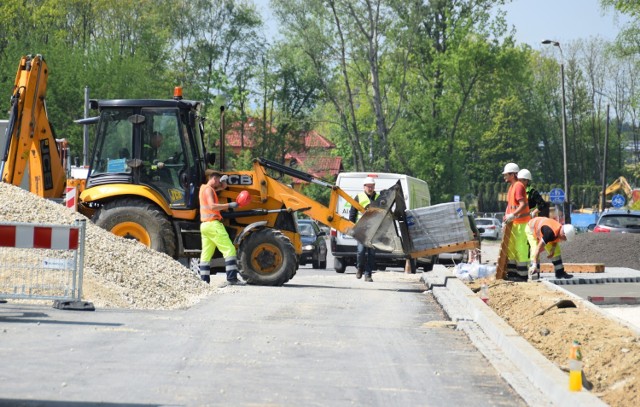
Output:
[226, 174, 253, 186]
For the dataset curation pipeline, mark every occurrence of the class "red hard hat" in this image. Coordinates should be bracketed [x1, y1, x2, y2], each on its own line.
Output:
[236, 190, 251, 207]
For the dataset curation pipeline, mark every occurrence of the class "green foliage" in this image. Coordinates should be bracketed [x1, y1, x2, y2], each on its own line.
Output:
[0, 0, 637, 213]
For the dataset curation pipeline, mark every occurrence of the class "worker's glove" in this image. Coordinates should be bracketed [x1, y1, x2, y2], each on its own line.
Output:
[504, 214, 515, 224]
[528, 263, 538, 273]
[228, 202, 239, 209]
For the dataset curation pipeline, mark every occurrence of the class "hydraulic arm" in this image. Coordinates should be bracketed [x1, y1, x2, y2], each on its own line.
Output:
[1, 55, 66, 198]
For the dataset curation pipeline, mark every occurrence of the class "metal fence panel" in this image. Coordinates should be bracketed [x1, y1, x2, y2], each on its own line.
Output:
[0, 219, 87, 305]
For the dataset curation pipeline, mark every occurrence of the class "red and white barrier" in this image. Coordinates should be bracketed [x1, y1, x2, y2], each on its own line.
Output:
[65, 186, 77, 210]
[0, 223, 79, 250]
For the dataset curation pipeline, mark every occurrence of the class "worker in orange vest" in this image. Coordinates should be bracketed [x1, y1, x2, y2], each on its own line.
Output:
[526, 217, 575, 280]
[502, 162, 531, 281]
[198, 170, 244, 287]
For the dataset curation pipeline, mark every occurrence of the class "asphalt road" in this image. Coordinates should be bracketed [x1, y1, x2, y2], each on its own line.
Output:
[0, 263, 523, 407]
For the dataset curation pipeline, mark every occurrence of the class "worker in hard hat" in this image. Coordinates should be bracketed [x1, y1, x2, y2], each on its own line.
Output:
[517, 169, 550, 218]
[348, 176, 379, 282]
[526, 217, 575, 280]
[502, 162, 532, 281]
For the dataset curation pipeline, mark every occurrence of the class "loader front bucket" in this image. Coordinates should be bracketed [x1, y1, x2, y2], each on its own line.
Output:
[351, 182, 412, 255]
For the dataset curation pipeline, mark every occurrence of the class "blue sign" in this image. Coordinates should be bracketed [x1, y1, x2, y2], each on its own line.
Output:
[611, 194, 626, 208]
[549, 188, 565, 204]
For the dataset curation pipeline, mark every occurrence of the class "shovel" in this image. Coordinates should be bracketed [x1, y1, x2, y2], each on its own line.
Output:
[534, 299, 576, 317]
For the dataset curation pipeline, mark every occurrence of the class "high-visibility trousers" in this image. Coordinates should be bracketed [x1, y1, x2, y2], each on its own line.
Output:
[200, 220, 236, 262]
[507, 222, 529, 274]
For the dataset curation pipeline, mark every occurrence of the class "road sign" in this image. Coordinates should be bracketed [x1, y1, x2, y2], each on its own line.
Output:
[611, 194, 626, 208]
[549, 188, 565, 204]
[454, 195, 460, 202]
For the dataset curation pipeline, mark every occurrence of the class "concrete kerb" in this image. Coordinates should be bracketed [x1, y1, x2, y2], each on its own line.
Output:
[422, 269, 607, 407]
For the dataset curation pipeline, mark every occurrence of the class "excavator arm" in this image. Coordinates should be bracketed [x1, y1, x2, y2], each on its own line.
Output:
[604, 176, 633, 198]
[1, 55, 67, 198]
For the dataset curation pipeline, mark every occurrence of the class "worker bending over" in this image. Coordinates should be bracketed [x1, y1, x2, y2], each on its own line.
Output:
[526, 217, 575, 281]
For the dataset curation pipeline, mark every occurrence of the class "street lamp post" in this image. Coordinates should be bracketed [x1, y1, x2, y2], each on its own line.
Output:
[594, 89, 611, 212]
[602, 103, 610, 211]
[542, 39, 571, 224]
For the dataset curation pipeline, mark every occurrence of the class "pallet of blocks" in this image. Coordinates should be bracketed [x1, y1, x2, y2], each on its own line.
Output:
[406, 202, 480, 258]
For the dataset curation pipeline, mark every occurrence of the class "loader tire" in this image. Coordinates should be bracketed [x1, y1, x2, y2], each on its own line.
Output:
[238, 228, 297, 286]
[92, 198, 176, 258]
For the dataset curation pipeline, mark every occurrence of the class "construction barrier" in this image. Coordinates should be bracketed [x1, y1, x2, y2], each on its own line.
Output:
[0, 219, 93, 310]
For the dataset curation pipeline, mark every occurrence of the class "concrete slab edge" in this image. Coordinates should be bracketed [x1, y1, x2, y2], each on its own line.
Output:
[422, 270, 607, 407]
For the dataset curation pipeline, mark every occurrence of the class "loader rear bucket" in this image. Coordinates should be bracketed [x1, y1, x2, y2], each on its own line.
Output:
[351, 182, 412, 255]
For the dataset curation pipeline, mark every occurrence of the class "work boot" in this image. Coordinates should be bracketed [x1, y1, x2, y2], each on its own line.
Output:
[364, 275, 373, 282]
[555, 271, 574, 279]
[218, 279, 245, 288]
[356, 268, 364, 279]
[200, 275, 210, 284]
[506, 272, 527, 282]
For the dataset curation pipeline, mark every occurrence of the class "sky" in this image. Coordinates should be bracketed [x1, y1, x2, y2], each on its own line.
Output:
[256, 0, 631, 47]
[502, 0, 630, 47]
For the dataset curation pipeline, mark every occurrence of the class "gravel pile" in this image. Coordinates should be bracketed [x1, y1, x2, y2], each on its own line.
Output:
[0, 183, 213, 310]
[541, 232, 640, 269]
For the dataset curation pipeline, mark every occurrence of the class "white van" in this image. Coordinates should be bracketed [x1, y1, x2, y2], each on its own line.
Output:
[331, 172, 436, 273]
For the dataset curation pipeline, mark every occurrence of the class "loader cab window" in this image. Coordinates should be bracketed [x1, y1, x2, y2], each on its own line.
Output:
[90, 109, 134, 177]
[139, 108, 190, 207]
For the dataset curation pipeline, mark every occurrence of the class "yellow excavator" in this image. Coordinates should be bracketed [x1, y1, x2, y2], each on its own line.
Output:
[602, 176, 640, 210]
[2, 54, 472, 285]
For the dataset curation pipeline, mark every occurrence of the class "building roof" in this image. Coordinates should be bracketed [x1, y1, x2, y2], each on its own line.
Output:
[286, 152, 343, 182]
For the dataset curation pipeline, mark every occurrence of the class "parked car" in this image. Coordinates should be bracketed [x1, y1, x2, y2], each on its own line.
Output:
[475, 217, 502, 240]
[588, 210, 640, 234]
[438, 214, 483, 264]
[297, 219, 328, 269]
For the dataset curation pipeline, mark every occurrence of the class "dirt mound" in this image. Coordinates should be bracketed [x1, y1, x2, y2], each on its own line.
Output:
[480, 281, 639, 407]
[0, 183, 213, 309]
[553, 233, 640, 268]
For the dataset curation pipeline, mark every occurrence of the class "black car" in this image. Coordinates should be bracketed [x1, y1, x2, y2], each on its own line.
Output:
[297, 219, 328, 269]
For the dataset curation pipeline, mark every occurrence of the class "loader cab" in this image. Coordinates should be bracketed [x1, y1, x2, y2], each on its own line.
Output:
[86, 99, 211, 209]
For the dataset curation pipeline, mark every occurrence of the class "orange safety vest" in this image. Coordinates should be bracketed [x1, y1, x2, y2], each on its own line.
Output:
[506, 181, 531, 224]
[529, 217, 562, 243]
[199, 184, 222, 222]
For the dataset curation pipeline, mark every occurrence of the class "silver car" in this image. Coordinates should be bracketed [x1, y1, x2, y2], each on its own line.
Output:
[589, 210, 640, 234]
[475, 217, 502, 240]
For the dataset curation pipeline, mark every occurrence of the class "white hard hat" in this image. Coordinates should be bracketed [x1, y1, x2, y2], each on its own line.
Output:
[517, 169, 532, 181]
[502, 163, 520, 174]
[363, 176, 376, 185]
[562, 224, 576, 242]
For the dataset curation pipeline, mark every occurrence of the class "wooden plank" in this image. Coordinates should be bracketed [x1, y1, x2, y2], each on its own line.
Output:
[496, 222, 512, 280]
[541, 263, 605, 273]
[409, 240, 480, 258]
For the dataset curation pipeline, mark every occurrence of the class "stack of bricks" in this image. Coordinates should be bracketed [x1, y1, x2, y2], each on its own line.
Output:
[406, 202, 474, 252]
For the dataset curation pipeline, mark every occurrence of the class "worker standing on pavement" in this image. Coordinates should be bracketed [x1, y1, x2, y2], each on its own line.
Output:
[502, 163, 531, 281]
[526, 217, 575, 280]
[198, 170, 244, 287]
[349, 176, 379, 282]
[517, 169, 550, 218]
